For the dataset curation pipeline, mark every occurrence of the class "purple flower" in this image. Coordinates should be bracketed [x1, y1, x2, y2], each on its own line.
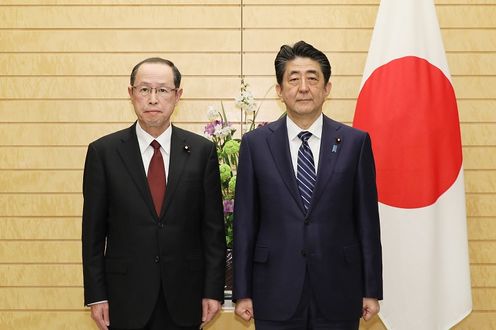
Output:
[223, 199, 234, 213]
[204, 120, 222, 136]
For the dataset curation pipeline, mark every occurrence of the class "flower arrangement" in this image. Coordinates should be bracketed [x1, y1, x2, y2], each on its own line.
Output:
[204, 81, 267, 248]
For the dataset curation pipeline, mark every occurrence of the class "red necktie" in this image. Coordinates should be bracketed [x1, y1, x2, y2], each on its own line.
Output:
[148, 140, 166, 216]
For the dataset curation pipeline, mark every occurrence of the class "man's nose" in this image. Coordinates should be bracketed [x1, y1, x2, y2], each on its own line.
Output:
[148, 89, 159, 104]
[299, 78, 309, 92]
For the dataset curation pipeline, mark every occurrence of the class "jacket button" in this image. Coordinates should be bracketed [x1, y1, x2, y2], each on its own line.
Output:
[301, 250, 307, 257]
[158, 222, 164, 228]
[304, 219, 310, 225]
[154, 256, 160, 263]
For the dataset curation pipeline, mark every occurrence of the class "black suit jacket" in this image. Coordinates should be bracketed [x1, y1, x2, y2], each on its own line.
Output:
[233, 115, 382, 321]
[82, 123, 226, 328]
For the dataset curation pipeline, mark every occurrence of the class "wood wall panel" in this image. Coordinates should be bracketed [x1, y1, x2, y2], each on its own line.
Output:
[0, 218, 81, 239]
[0, 264, 82, 286]
[243, 30, 373, 52]
[0, 311, 95, 330]
[0, 147, 87, 169]
[464, 171, 496, 193]
[0, 0, 240, 3]
[0, 287, 84, 309]
[470, 265, 496, 287]
[457, 100, 496, 123]
[461, 124, 496, 146]
[0, 1, 494, 329]
[243, 5, 377, 28]
[243, 29, 496, 52]
[0, 170, 81, 193]
[242, 5, 496, 29]
[0, 123, 130, 146]
[466, 194, 496, 217]
[0, 6, 240, 29]
[442, 29, 496, 51]
[0, 30, 240, 52]
[0, 53, 241, 76]
[472, 288, 496, 311]
[468, 217, 496, 240]
[463, 147, 496, 170]
[0, 241, 81, 263]
[447, 53, 496, 76]
[0, 194, 82, 217]
[437, 5, 496, 27]
[469, 241, 496, 264]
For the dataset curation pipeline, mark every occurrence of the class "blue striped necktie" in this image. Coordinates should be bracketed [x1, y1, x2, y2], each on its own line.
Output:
[297, 131, 316, 212]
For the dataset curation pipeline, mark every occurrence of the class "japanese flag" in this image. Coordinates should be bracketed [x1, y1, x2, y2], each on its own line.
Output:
[353, 0, 472, 328]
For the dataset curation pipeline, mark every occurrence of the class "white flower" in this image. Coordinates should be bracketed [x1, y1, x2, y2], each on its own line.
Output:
[215, 126, 235, 138]
[207, 105, 219, 121]
[235, 90, 257, 113]
[213, 123, 224, 136]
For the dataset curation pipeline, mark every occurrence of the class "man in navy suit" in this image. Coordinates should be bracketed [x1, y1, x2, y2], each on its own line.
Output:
[82, 58, 226, 330]
[233, 41, 383, 329]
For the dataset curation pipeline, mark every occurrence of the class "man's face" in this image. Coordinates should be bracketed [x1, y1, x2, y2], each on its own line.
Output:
[128, 62, 182, 136]
[276, 57, 331, 122]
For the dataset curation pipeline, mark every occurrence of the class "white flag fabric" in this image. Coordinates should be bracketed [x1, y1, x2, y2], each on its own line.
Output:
[353, 0, 472, 329]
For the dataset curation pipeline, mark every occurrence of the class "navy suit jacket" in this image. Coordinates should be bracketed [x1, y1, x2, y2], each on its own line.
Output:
[82, 123, 226, 328]
[233, 115, 382, 321]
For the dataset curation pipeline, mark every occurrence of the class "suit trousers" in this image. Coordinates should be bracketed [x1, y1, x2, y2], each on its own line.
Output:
[110, 285, 199, 330]
[254, 270, 359, 330]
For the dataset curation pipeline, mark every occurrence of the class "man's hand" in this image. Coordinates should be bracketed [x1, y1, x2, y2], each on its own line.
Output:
[234, 298, 254, 321]
[90, 302, 110, 330]
[200, 298, 221, 328]
[362, 298, 380, 321]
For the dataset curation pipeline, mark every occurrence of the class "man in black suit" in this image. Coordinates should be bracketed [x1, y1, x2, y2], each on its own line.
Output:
[233, 41, 383, 329]
[82, 57, 226, 330]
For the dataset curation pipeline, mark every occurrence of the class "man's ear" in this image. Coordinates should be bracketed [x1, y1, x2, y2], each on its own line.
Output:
[275, 84, 282, 98]
[174, 88, 183, 104]
[128, 86, 133, 98]
[324, 81, 332, 97]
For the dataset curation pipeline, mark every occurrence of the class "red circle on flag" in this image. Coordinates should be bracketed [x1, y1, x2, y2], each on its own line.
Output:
[353, 56, 462, 208]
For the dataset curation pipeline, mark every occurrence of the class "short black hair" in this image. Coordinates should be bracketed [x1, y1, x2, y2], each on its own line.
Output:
[274, 41, 331, 85]
[130, 57, 181, 88]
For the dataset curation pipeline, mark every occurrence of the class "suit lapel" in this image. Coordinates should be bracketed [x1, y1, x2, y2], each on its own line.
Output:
[161, 125, 188, 219]
[116, 123, 157, 218]
[266, 116, 306, 214]
[309, 116, 343, 212]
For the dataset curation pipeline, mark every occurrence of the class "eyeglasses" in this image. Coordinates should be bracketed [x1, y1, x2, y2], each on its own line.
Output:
[132, 85, 177, 98]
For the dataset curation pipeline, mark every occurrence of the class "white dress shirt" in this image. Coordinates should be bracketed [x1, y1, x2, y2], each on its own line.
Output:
[286, 114, 323, 175]
[135, 122, 171, 182]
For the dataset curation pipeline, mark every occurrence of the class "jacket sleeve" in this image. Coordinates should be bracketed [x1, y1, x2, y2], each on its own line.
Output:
[201, 142, 227, 301]
[232, 135, 259, 301]
[354, 133, 383, 299]
[81, 143, 109, 305]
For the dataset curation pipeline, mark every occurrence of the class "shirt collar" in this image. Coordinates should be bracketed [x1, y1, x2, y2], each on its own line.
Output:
[135, 122, 172, 155]
[286, 114, 323, 141]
